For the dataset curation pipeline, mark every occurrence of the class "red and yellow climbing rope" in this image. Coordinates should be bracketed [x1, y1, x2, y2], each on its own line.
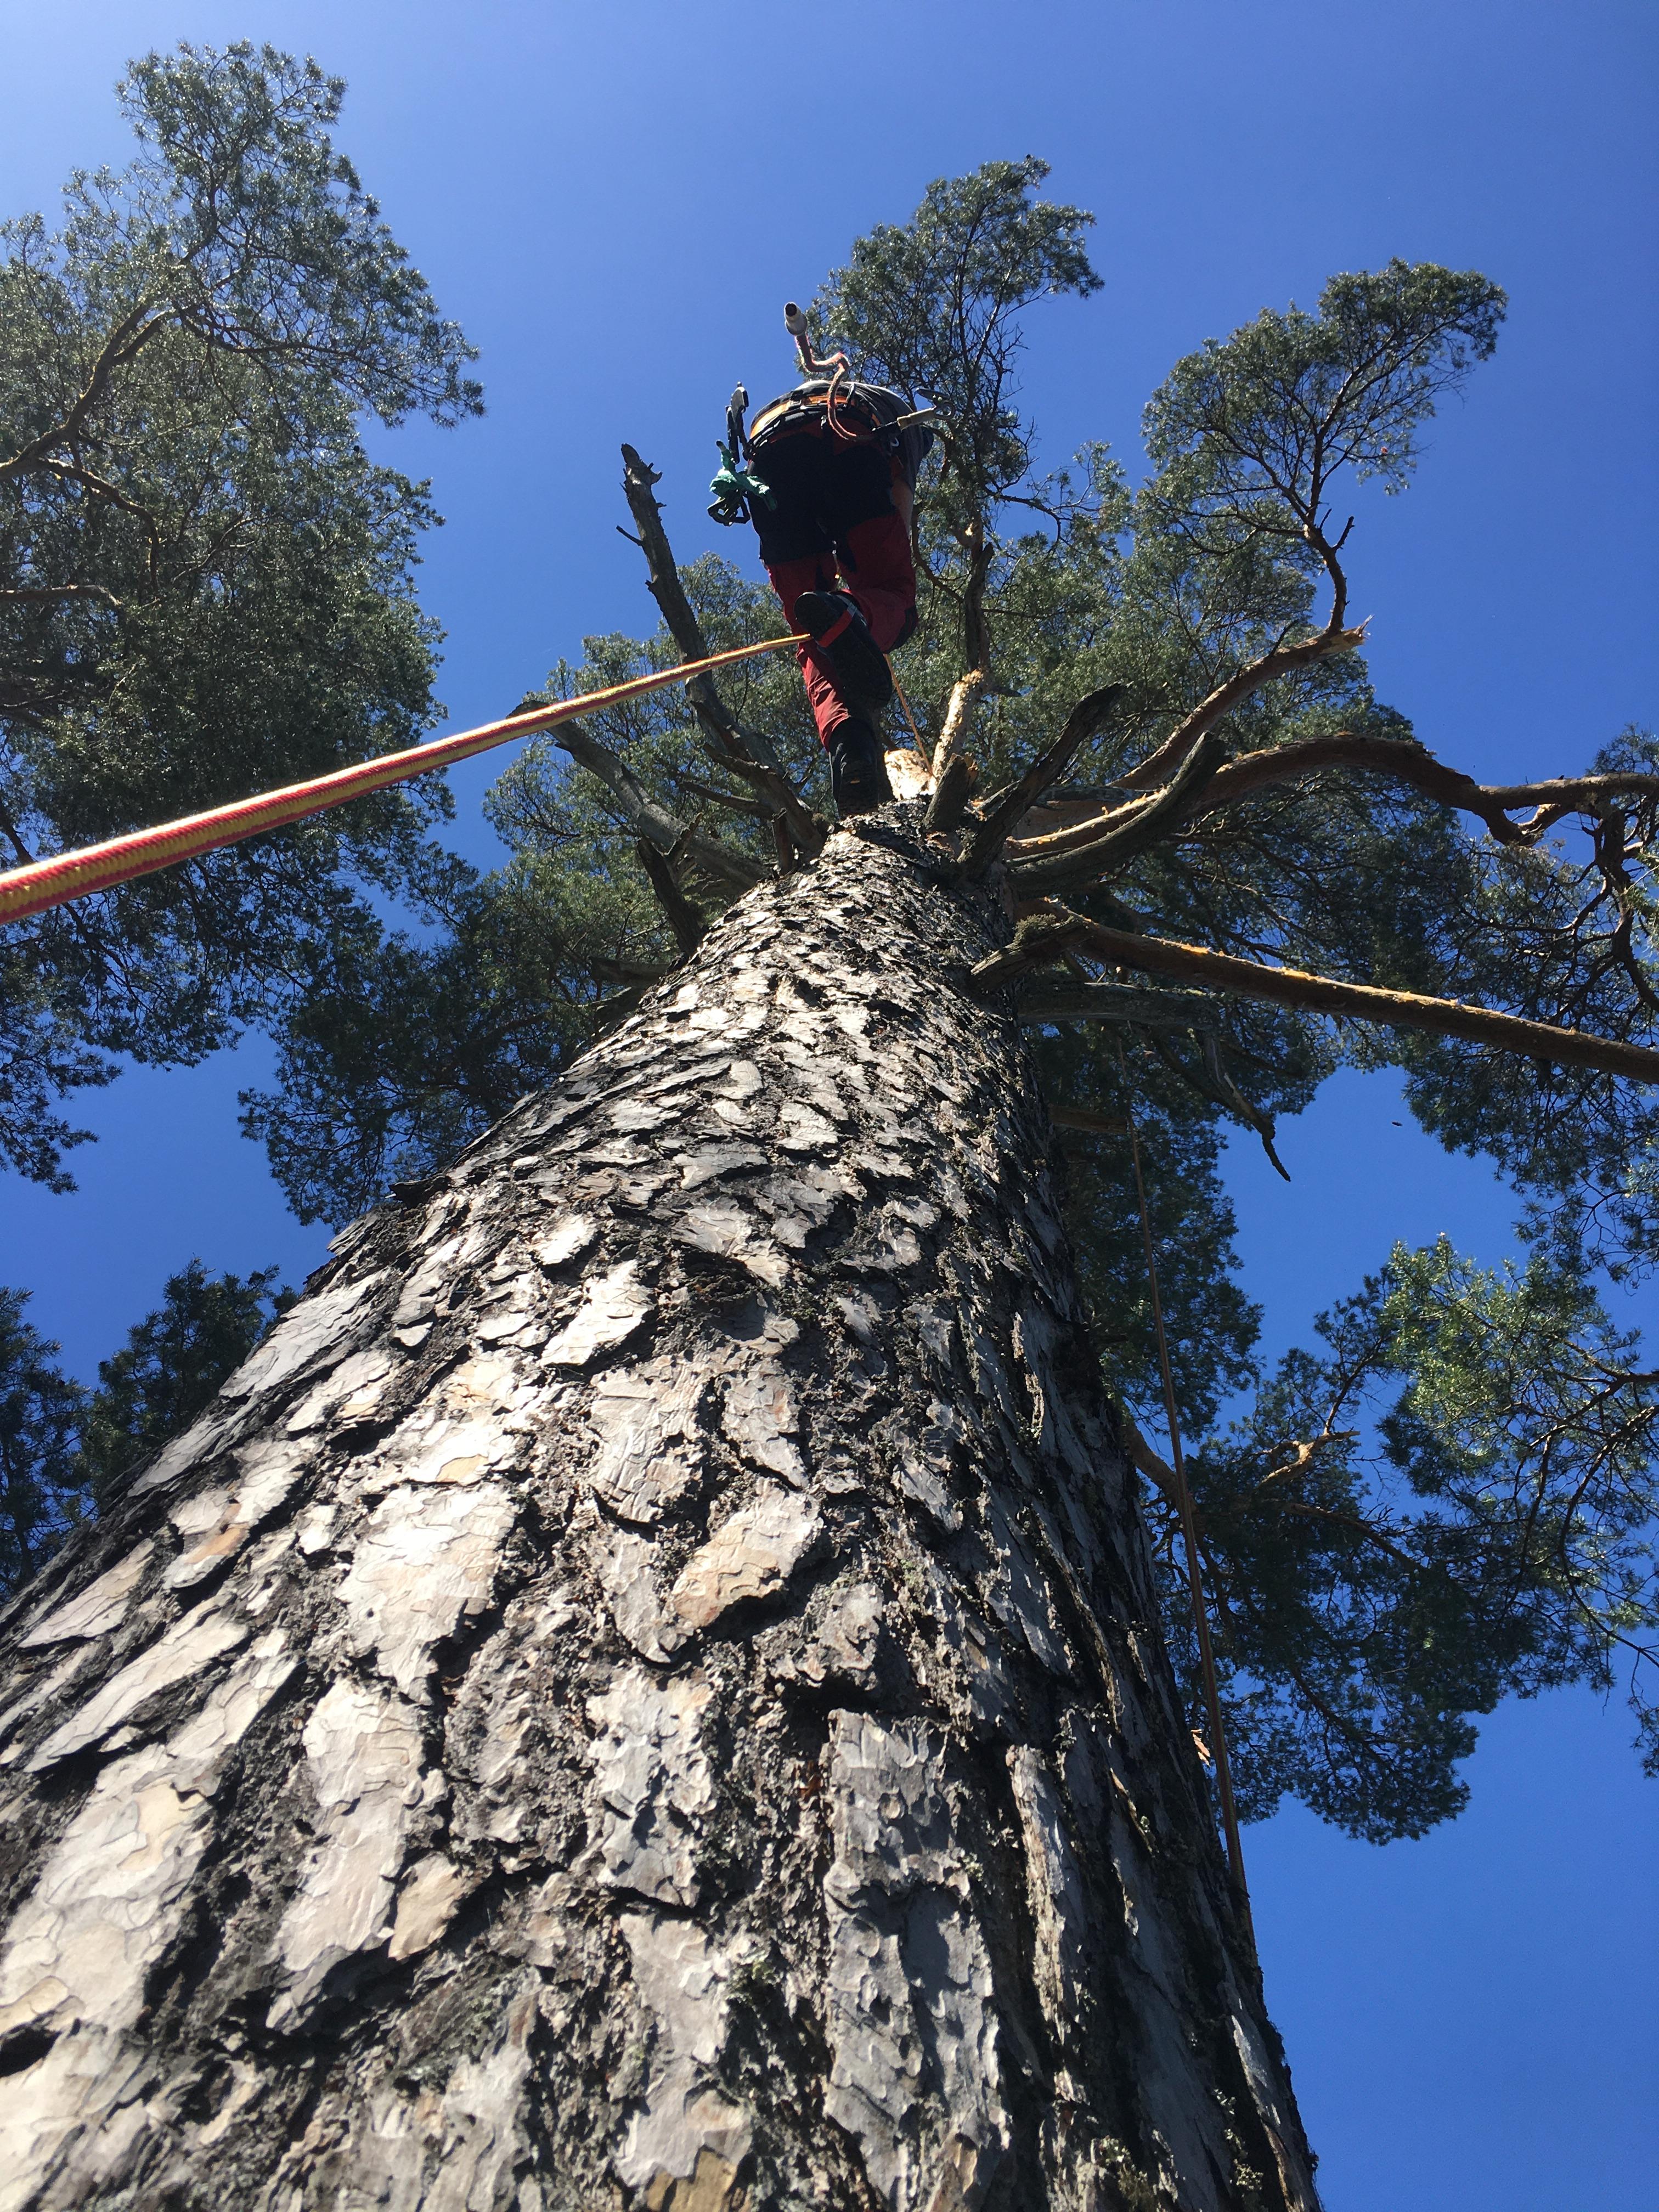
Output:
[0, 635, 803, 928]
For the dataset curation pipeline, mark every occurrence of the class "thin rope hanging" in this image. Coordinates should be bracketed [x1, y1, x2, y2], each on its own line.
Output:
[890, 672, 928, 759]
[1106, 1045, 1256, 1946]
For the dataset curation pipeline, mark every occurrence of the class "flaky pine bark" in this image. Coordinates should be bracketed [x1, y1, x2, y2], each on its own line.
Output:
[0, 815, 1316, 2212]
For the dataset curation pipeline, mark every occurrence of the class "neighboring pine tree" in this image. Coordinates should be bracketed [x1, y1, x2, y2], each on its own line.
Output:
[0, 41, 480, 1189]
[0, 1290, 86, 1590]
[78, 1261, 295, 1506]
[0, 1265, 294, 1597]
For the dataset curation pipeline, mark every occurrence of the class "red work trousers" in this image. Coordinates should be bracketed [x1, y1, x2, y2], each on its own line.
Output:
[748, 427, 918, 747]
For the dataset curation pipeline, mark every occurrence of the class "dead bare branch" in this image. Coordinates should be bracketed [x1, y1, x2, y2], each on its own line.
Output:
[634, 838, 707, 957]
[1147, 1031, 1290, 1181]
[1009, 730, 1228, 892]
[619, 444, 824, 860]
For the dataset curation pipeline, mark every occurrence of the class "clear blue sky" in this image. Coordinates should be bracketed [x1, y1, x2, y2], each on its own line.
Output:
[3, 2, 1655, 2201]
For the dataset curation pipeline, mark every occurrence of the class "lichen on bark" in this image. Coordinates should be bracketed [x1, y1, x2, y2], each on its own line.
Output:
[0, 811, 1317, 2211]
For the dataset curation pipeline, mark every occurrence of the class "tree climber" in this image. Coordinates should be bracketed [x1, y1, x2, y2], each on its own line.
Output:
[710, 304, 936, 816]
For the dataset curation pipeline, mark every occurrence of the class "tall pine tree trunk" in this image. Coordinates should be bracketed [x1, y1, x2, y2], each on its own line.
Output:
[0, 816, 1317, 2211]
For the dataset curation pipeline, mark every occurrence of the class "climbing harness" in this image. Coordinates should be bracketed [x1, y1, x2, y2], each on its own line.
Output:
[0, 635, 803, 928]
[732, 302, 939, 477]
[744, 380, 939, 465]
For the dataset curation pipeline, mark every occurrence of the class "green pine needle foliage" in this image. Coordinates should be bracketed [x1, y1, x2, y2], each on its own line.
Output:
[0, 1260, 291, 1594]
[0, 42, 481, 1188]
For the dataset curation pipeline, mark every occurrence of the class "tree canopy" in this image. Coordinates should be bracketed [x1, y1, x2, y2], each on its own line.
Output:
[5, 137, 1656, 1844]
[0, 1290, 86, 1592]
[0, 41, 479, 1187]
[76, 1256, 294, 1503]
[0, 1259, 289, 1590]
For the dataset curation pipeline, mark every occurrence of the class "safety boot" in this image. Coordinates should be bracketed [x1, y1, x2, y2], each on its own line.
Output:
[794, 590, 894, 715]
[827, 716, 893, 817]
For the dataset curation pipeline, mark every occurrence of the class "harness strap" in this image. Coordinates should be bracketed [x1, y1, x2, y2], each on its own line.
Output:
[748, 379, 905, 450]
[810, 603, 856, 647]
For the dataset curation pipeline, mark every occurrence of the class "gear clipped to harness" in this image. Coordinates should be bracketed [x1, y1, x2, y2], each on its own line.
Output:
[708, 383, 775, 526]
[709, 310, 942, 525]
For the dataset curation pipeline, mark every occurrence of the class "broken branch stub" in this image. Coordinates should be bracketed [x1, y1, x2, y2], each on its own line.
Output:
[923, 751, 978, 838]
[970, 909, 1093, 990]
[930, 667, 986, 783]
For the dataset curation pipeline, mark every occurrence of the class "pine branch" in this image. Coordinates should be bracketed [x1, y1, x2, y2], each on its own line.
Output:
[591, 956, 673, 987]
[634, 838, 707, 956]
[972, 910, 1095, 988]
[1198, 732, 1530, 844]
[1008, 731, 1659, 879]
[556, 725, 767, 895]
[1015, 980, 1222, 1032]
[1486, 770, 1659, 816]
[987, 913, 1659, 1084]
[0, 300, 167, 486]
[1117, 1403, 1187, 1514]
[0, 583, 123, 612]
[1047, 1105, 1130, 1135]
[955, 685, 1122, 876]
[1111, 618, 1368, 795]
[679, 775, 777, 822]
[1150, 1031, 1291, 1181]
[619, 444, 720, 672]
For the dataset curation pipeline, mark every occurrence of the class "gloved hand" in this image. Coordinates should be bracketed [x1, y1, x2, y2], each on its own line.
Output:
[707, 442, 775, 527]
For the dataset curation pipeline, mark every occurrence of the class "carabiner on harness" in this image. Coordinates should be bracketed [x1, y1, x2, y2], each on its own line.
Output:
[708, 382, 775, 527]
